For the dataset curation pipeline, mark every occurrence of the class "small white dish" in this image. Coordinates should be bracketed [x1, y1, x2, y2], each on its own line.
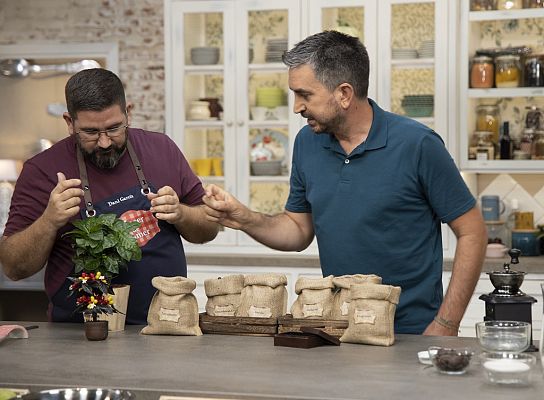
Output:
[418, 348, 437, 365]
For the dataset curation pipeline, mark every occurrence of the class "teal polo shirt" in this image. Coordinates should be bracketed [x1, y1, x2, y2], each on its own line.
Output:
[286, 99, 475, 334]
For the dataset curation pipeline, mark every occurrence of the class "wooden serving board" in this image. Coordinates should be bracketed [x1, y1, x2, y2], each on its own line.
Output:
[199, 313, 278, 336]
[277, 314, 348, 338]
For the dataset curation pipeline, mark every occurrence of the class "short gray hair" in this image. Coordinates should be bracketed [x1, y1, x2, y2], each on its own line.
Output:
[282, 30, 369, 99]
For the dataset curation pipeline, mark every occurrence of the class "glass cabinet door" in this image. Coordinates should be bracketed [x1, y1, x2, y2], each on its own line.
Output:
[235, 0, 302, 246]
[306, 0, 378, 100]
[166, 0, 237, 245]
[378, 0, 448, 146]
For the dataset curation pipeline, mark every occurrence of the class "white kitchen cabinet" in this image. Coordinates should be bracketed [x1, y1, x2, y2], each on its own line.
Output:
[165, 0, 455, 256]
[459, 1, 544, 172]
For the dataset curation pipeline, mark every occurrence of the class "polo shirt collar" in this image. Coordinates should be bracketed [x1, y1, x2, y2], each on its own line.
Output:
[320, 98, 388, 156]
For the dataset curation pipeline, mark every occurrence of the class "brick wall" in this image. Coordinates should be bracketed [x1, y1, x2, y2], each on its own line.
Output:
[0, 0, 165, 132]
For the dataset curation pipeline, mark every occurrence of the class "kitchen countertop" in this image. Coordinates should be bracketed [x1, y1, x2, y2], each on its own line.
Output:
[0, 322, 542, 400]
[187, 253, 544, 274]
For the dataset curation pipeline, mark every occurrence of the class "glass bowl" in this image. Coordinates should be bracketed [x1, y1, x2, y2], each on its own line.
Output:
[428, 346, 474, 375]
[481, 352, 536, 386]
[475, 321, 531, 352]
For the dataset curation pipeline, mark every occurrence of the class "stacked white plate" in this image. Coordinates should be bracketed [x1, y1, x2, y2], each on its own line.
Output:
[256, 87, 286, 108]
[401, 94, 434, 118]
[190, 47, 220, 65]
[391, 48, 418, 60]
[265, 38, 288, 63]
[418, 40, 435, 58]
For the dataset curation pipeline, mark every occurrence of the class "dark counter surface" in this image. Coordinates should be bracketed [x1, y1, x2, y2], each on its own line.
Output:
[0, 322, 542, 400]
[187, 253, 544, 274]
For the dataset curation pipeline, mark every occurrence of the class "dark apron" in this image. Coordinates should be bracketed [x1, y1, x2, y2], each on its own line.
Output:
[51, 139, 187, 324]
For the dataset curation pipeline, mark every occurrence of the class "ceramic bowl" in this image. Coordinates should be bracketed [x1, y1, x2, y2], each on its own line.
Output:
[250, 160, 282, 176]
[475, 320, 531, 353]
[428, 346, 474, 375]
[485, 243, 508, 258]
[481, 352, 536, 386]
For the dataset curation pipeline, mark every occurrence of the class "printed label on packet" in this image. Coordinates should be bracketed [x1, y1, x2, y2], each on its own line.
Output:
[214, 304, 236, 316]
[302, 303, 323, 317]
[119, 209, 160, 247]
[354, 309, 376, 325]
[248, 305, 272, 318]
[159, 307, 181, 322]
[340, 301, 350, 316]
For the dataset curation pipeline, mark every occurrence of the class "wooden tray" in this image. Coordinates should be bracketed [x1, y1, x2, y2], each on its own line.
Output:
[277, 314, 348, 338]
[199, 313, 278, 336]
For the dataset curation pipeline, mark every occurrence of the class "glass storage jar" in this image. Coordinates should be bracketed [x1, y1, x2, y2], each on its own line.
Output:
[495, 55, 521, 88]
[520, 128, 535, 158]
[524, 56, 544, 87]
[497, 0, 522, 8]
[523, 0, 544, 7]
[525, 105, 544, 130]
[476, 104, 500, 144]
[533, 130, 544, 159]
[471, 56, 494, 88]
[471, 0, 497, 9]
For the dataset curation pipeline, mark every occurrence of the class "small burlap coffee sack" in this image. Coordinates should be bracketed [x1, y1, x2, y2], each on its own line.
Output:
[290, 275, 335, 319]
[141, 276, 202, 336]
[204, 274, 244, 316]
[340, 283, 401, 346]
[236, 273, 288, 318]
[331, 274, 382, 320]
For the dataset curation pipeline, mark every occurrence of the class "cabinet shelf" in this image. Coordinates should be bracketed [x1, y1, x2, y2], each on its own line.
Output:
[185, 120, 223, 128]
[248, 63, 287, 73]
[463, 159, 544, 173]
[469, 8, 544, 21]
[468, 87, 544, 98]
[249, 176, 290, 182]
[249, 120, 288, 128]
[184, 65, 224, 74]
[391, 58, 434, 69]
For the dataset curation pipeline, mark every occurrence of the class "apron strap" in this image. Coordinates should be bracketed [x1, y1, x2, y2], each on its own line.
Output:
[76, 136, 151, 217]
[126, 139, 151, 195]
[76, 149, 96, 218]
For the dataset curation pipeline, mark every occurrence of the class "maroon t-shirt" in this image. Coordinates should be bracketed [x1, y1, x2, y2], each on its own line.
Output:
[4, 128, 205, 300]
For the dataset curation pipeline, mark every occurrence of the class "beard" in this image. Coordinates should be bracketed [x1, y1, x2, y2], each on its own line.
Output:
[78, 136, 127, 169]
[303, 98, 344, 134]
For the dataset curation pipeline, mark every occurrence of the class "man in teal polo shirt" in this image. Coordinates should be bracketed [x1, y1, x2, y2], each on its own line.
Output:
[203, 31, 487, 335]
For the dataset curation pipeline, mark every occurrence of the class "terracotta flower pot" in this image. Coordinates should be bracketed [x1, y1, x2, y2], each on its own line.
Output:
[84, 320, 109, 341]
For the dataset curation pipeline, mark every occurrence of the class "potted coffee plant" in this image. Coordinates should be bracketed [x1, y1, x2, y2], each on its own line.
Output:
[63, 213, 142, 340]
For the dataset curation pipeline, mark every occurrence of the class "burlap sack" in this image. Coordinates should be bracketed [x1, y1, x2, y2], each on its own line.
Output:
[340, 283, 401, 346]
[204, 274, 244, 316]
[141, 276, 202, 336]
[236, 273, 288, 318]
[290, 275, 335, 319]
[331, 274, 382, 320]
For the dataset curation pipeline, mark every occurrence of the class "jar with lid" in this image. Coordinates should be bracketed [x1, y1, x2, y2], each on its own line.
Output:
[471, 56, 494, 88]
[520, 128, 535, 158]
[533, 130, 544, 159]
[524, 56, 544, 87]
[474, 131, 495, 160]
[476, 104, 500, 144]
[471, 0, 497, 10]
[497, 0, 522, 9]
[495, 55, 521, 88]
[525, 106, 544, 130]
[523, 0, 544, 7]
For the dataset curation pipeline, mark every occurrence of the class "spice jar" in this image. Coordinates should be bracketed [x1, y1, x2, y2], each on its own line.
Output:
[474, 131, 495, 160]
[533, 130, 544, 159]
[471, 0, 497, 10]
[476, 104, 500, 144]
[471, 56, 494, 88]
[495, 55, 521, 88]
[524, 55, 544, 87]
[497, 0, 522, 8]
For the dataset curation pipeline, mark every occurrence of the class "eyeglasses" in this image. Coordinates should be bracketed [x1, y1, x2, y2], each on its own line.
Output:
[75, 124, 128, 142]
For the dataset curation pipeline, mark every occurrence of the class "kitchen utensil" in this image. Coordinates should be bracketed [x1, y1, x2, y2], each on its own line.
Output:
[475, 320, 531, 352]
[479, 249, 538, 352]
[480, 352, 536, 385]
[0, 59, 100, 78]
[428, 346, 474, 375]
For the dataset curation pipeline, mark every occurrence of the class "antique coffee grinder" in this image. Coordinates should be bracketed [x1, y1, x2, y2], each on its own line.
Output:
[479, 248, 538, 352]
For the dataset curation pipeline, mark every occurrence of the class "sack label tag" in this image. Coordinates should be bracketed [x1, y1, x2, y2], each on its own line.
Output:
[354, 308, 376, 324]
[248, 305, 272, 318]
[159, 307, 181, 322]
